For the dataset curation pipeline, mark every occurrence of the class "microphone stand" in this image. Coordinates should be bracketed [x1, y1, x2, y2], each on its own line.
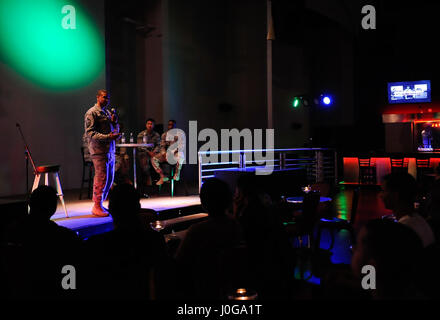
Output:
[25, 150, 29, 195]
[16, 123, 37, 197]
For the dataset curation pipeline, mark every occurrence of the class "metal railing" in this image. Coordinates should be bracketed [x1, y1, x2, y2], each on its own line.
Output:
[198, 148, 337, 192]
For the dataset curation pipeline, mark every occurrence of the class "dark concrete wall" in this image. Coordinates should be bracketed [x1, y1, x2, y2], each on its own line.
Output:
[0, 0, 105, 196]
[162, 0, 268, 184]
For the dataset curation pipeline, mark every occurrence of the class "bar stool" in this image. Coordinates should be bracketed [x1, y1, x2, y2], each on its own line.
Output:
[79, 146, 93, 200]
[358, 157, 375, 184]
[31, 164, 68, 217]
[390, 156, 409, 175]
[157, 163, 176, 197]
[157, 164, 188, 197]
[390, 156, 404, 174]
[416, 156, 431, 181]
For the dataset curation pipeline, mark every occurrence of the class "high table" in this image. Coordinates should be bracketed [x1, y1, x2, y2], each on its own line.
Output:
[116, 143, 153, 189]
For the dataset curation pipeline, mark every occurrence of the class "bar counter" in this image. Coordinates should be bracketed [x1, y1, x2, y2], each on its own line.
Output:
[342, 153, 440, 185]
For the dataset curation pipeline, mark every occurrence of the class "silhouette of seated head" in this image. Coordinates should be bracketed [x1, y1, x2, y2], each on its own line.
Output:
[108, 183, 141, 227]
[200, 178, 232, 217]
[28, 185, 58, 220]
[236, 175, 259, 198]
[351, 218, 423, 298]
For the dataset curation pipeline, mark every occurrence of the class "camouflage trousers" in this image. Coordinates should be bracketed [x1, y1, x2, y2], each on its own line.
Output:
[151, 150, 183, 177]
[91, 153, 115, 205]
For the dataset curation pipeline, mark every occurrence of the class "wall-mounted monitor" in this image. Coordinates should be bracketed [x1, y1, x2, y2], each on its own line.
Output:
[388, 80, 431, 104]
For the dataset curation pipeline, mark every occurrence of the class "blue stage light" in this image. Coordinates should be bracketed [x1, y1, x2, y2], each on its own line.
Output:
[323, 96, 331, 105]
[319, 94, 333, 106]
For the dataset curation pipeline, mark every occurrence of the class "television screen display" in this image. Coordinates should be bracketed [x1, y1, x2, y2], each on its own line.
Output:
[388, 80, 431, 104]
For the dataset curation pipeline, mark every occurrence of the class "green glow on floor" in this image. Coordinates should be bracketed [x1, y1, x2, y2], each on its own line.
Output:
[335, 187, 349, 220]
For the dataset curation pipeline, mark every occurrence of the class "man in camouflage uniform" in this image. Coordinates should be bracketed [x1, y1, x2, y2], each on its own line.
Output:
[137, 118, 160, 190]
[84, 89, 120, 217]
[151, 120, 184, 185]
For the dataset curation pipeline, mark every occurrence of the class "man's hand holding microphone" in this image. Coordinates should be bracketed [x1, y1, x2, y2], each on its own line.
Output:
[108, 131, 121, 140]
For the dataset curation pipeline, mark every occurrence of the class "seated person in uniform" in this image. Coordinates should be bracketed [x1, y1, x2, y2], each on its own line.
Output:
[152, 120, 184, 185]
[137, 118, 160, 190]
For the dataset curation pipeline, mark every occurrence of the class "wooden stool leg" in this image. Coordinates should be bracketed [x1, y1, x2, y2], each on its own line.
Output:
[30, 174, 42, 214]
[55, 172, 68, 218]
[32, 174, 41, 192]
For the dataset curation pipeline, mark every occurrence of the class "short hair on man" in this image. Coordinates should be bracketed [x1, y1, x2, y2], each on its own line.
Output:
[29, 185, 58, 219]
[383, 172, 417, 205]
[96, 89, 107, 97]
[199, 178, 232, 217]
[169, 119, 176, 125]
[146, 118, 155, 124]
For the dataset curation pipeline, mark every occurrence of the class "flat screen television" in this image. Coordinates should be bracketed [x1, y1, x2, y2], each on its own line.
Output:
[388, 80, 431, 104]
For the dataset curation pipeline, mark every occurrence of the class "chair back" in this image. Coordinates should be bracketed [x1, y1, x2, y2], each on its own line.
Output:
[302, 190, 321, 225]
[391, 157, 404, 167]
[416, 158, 430, 168]
[358, 158, 370, 167]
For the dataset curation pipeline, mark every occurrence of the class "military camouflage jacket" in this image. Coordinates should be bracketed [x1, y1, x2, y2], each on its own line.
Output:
[159, 129, 184, 154]
[84, 104, 119, 156]
[137, 130, 160, 154]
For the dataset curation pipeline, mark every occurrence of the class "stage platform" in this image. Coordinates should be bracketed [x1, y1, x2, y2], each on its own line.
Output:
[51, 195, 203, 239]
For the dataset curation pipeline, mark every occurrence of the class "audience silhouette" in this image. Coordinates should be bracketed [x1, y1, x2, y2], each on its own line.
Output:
[2, 186, 81, 299]
[351, 219, 424, 299]
[381, 172, 435, 247]
[233, 175, 296, 299]
[3, 168, 440, 301]
[175, 178, 243, 300]
[82, 183, 170, 299]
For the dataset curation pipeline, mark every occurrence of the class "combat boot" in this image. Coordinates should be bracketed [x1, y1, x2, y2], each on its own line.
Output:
[92, 204, 109, 217]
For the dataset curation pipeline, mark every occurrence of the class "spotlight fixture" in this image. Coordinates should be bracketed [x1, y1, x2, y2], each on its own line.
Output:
[319, 94, 333, 107]
[292, 97, 301, 108]
[290, 93, 334, 108]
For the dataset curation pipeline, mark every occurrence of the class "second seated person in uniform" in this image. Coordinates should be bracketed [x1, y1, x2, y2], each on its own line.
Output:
[137, 118, 160, 192]
[152, 119, 184, 185]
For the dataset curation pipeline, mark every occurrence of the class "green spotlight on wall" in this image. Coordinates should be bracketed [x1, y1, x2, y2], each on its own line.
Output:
[0, 0, 104, 90]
